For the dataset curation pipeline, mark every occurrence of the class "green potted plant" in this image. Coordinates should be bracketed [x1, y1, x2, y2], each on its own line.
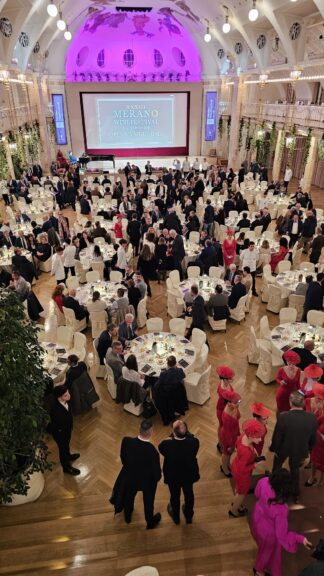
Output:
[0, 290, 51, 505]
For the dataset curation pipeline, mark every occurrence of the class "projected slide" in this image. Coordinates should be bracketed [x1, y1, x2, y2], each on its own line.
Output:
[81, 92, 189, 156]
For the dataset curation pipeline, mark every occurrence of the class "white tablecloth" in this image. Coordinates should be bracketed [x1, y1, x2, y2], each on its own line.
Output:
[42, 342, 69, 383]
[127, 332, 196, 376]
[270, 322, 324, 362]
[79, 245, 115, 270]
[179, 276, 227, 302]
[75, 280, 124, 309]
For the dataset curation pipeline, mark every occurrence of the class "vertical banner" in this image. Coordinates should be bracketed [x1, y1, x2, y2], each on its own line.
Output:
[52, 94, 67, 145]
[205, 91, 217, 141]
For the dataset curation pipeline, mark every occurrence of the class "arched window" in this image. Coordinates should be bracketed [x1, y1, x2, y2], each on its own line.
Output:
[97, 49, 105, 67]
[172, 47, 186, 67]
[76, 47, 89, 67]
[153, 49, 163, 68]
[123, 49, 134, 68]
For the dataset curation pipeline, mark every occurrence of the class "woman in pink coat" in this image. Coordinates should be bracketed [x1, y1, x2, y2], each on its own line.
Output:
[251, 469, 313, 575]
[222, 229, 237, 269]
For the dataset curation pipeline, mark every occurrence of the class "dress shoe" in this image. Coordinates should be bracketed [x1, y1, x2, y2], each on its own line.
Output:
[305, 478, 317, 487]
[220, 465, 232, 478]
[252, 291, 259, 297]
[63, 466, 80, 476]
[69, 453, 80, 461]
[216, 442, 222, 455]
[167, 503, 180, 525]
[228, 509, 247, 518]
[124, 514, 132, 524]
[182, 504, 192, 524]
[146, 512, 161, 530]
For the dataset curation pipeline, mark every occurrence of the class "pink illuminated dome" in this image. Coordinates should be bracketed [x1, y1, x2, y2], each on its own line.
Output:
[65, 9, 202, 82]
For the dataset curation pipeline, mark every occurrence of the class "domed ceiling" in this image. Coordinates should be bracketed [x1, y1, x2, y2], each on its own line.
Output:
[65, 8, 202, 82]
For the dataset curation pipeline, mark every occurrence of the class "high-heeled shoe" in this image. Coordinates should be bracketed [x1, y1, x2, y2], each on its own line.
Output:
[220, 465, 232, 478]
[228, 508, 247, 518]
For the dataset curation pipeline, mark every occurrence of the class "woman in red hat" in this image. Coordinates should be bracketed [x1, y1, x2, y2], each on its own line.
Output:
[251, 402, 272, 456]
[215, 365, 235, 452]
[219, 390, 241, 477]
[301, 364, 323, 413]
[308, 382, 324, 420]
[229, 419, 265, 517]
[222, 229, 237, 270]
[114, 215, 124, 239]
[305, 417, 324, 487]
[275, 350, 301, 413]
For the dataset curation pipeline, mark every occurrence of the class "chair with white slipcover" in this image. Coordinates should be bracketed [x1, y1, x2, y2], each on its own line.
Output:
[146, 317, 164, 332]
[279, 307, 297, 324]
[184, 365, 211, 405]
[168, 318, 186, 336]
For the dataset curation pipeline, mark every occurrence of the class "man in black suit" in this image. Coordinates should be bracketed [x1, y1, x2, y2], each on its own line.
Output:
[96, 323, 117, 364]
[223, 195, 235, 217]
[12, 247, 35, 283]
[159, 420, 200, 524]
[228, 274, 247, 309]
[80, 194, 91, 215]
[237, 212, 251, 229]
[291, 340, 317, 371]
[259, 208, 271, 232]
[303, 273, 324, 319]
[15, 230, 29, 250]
[224, 263, 239, 285]
[50, 384, 80, 475]
[120, 420, 161, 529]
[163, 208, 182, 233]
[63, 288, 89, 322]
[270, 391, 317, 502]
[169, 229, 185, 280]
[238, 164, 245, 185]
[186, 285, 207, 338]
[154, 356, 188, 425]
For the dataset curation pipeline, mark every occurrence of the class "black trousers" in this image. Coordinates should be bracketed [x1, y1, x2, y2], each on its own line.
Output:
[251, 270, 257, 294]
[169, 481, 194, 521]
[64, 266, 75, 278]
[52, 431, 72, 470]
[273, 454, 302, 498]
[124, 483, 157, 525]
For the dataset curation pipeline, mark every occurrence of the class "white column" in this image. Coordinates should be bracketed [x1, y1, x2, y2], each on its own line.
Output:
[227, 77, 244, 169]
[302, 136, 317, 191]
[272, 129, 283, 181]
[34, 76, 51, 171]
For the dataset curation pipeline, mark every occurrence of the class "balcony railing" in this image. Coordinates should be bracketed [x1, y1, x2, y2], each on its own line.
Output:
[241, 102, 324, 129]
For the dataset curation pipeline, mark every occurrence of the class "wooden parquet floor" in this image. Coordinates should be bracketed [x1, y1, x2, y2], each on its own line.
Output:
[1, 179, 324, 576]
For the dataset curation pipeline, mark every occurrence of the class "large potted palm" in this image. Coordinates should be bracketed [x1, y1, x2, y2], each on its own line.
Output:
[0, 289, 51, 505]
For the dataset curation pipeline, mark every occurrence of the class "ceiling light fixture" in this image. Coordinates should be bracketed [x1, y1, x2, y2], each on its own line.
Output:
[222, 7, 231, 34]
[64, 26, 72, 41]
[248, 0, 259, 22]
[57, 12, 66, 31]
[47, 2, 58, 18]
[204, 26, 211, 43]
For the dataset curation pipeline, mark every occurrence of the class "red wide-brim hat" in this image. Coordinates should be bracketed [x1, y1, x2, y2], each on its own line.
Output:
[250, 402, 271, 418]
[283, 350, 301, 365]
[313, 383, 324, 400]
[242, 419, 265, 438]
[304, 364, 323, 379]
[216, 365, 235, 379]
[223, 390, 241, 403]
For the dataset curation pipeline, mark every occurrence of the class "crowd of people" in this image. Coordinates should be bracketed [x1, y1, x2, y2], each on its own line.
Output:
[1, 151, 324, 576]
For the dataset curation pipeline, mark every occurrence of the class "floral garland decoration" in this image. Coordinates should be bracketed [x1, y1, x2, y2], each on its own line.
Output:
[227, 115, 231, 140]
[301, 128, 312, 169]
[245, 118, 252, 150]
[287, 124, 297, 165]
[238, 118, 245, 150]
[319, 134, 324, 161]
[0, 140, 9, 180]
[218, 115, 223, 139]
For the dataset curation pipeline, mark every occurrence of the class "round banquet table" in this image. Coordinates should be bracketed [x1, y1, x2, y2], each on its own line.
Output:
[270, 322, 324, 363]
[225, 214, 256, 229]
[275, 270, 316, 296]
[179, 276, 228, 302]
[79, 244, 115, 270]
[127, 332, 196, 376]
[75, 280, 124, 309]
[11, 222, 33, 238]
[0, 247, 32, 272]
[42, 341, 69, 383]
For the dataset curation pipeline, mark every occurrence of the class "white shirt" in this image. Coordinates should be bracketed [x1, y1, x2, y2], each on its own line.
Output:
[51, 253, 65, 280]
[284, 168, 292, 182]
[122, 366, 143, 386]
[117, 246, 127, 270]
[202, 161, 209, 171]
[240, 248, 258, 272]
[182, 160, 190, 171]
[291, 221, 298, 235]
[63, 245, 76, 267]
[193, 161, 200, 170]
[59, 400, 69, 411]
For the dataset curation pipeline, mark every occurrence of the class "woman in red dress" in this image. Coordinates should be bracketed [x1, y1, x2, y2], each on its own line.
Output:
[305, 419, 324, 487]
[275, 350, 301, 413]
[251, 402, 272, 456]
[270, 237, 289, 274]
[300, 364, 323, 413]
[222, 229, 237, 269]
[219, 390, 241, 477]
[114, 214, 123, 239]
[215, 365, 235, 452]
[229, 419, 265, 517]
